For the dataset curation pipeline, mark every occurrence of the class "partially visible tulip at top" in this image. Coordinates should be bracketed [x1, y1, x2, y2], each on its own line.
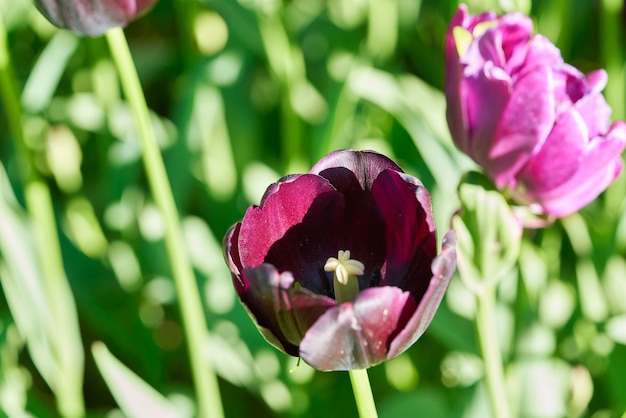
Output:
[224, 150, 456, 371]
[445, 4, 626, 218]
[34, 0, 157, 36]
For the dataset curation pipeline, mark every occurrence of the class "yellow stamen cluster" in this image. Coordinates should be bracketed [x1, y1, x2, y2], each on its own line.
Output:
[324, 250, 365, 285]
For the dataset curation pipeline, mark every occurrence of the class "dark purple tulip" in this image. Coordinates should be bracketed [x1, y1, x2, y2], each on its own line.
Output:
[224, 150, 456, 371]
[34, 0, 157, 36]
[445, 4, 626, 217]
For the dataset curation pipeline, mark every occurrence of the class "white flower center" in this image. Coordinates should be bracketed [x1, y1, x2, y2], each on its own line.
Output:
[324, 250, 365, 303]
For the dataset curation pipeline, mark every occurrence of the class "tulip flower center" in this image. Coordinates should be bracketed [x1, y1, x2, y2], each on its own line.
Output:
[324, 250, 365, 303]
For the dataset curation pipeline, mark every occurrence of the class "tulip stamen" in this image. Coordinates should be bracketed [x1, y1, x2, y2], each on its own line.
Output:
[325, 250, 364, 303]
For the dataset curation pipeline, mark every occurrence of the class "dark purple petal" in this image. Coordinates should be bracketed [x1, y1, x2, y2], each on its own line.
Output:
[238, 174, 338, 268]
[224, 223, 245, 293]
[489, 65, 556, 188]
[310, 149, 403, 191]
[387, 230, 457, 359]
[310, 150, 390, 286]
[34, 0, 157, 36]
[240, 264, 336, 356]
[299, 286, 413, 371]
[264, 188, 345, 295]
[371, 169, 437, 295]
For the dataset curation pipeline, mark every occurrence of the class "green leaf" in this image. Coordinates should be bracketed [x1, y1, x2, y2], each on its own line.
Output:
[92, 342, 188, 418]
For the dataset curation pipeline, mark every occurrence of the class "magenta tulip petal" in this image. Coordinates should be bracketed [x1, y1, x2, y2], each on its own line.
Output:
[516, 108, 587, 193]
[520, 35, 563, 74]
[463, 67, 511, 175]
[445, 5, 625, 217]
[299, 286, 413, 370]
[524, 122, 626, 216]
[575, 92, 611, 139]
[34, 0, 157, 36]
[489, 66, 555, 188]
[224, 149, 454, 370]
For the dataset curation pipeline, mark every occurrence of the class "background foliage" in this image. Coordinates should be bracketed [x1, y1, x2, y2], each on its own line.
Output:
[1, 0, 626, 416]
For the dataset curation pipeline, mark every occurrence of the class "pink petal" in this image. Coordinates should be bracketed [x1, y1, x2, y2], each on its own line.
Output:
[299, 286, 413, 370]
[489, 65, 556, 187]
[526, 122, 626, 216]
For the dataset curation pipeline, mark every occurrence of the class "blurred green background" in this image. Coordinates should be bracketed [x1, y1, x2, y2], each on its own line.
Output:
[1, 0, 626, 416]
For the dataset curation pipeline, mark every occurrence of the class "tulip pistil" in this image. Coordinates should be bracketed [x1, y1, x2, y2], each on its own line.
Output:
[325, 250, 364, 303]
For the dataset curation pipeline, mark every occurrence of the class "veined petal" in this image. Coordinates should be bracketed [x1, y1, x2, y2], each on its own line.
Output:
[299, 286, 413, 371]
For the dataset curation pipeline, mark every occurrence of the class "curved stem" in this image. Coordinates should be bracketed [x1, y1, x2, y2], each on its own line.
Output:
[475, 285, 511, 418]
[348, 369, 378, 418]
[104, 28, 224, 418]
[0, 13, 85, 418]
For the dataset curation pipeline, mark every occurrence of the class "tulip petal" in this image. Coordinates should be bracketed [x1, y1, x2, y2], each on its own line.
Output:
[224, 222, 244, 291]
[311, 150, 390, 285]
[462, 65, 511, 176]
[523, 121, 626, 216]
[519, 35, 563, 75]
[241, 264, 336, 356]
[238, 174, 340, 268]
[575, 92, 611, 139]
[34, 0, 157, 36]
[299, 286, 413, 371]
[516, 108, 587, 193]
[387, 230, 457, 359]
[310, 149, 402, 191]
[371, 169, 437, 295]
[488, 65, 556, 187]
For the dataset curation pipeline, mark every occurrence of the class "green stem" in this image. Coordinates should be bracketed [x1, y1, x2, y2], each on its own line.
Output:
[348, 369, 378, 418]
[104, 28, 224, 418]
[0, 13, 85, 418]
[475, 285, 511, 418]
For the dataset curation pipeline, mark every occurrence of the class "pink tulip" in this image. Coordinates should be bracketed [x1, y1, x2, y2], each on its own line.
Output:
[445, 4, 626, 217]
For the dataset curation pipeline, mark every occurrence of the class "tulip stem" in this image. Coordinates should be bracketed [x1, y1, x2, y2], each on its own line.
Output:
[104, 28, 224, 418]
[348, 369, 378, 418]
[475, 284, 511, 418]
[0, 12, 85, 418]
